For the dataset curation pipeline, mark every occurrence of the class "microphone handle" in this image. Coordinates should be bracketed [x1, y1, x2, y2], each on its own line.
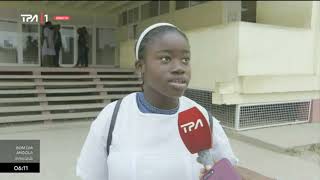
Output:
[197, 149, 214, 166]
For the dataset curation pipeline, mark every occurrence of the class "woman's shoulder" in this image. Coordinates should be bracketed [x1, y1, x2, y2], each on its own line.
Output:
[97, 92, 136, 119]
[89, 93, 136, 135]
[180, 96, 212, 119]
[180, 96, 207, 112]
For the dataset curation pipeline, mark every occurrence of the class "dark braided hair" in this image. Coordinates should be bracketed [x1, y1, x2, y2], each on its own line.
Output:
[134, 25, 189, 91]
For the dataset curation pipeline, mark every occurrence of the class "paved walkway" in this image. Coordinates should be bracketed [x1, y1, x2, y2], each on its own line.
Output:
[0, 121, 319, 180]
[225, 123, 320, 167]
[225, 123, 320, 152]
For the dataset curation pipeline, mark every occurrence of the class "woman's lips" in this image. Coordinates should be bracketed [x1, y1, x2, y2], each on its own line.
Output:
[168, 79, 187, 90]
[169, 79, 186, 83]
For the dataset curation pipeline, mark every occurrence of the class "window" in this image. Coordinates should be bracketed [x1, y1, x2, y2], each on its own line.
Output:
[128, 9, 133, 24]
[118, 11, 128, 26]
[176, 1, 189, 10]
[128, 7, 139, 24]
[141, 1, 169, 20]
[133, 7, 139, 23]
[120, 6, 139, 26]
[133, 24, 137, 39]
[22, 24, 39, 64]
[120, 1, 170, 26]
[176, 1, 207, 10]
[128, 24, 138, 40]
[241, 1, 257, 23]
[60, 26, 74, 65]
[118, 13, 122, 26]
[190, 1, 206, 7]
[121, 11, 128, 26]
[150, 1, 159, 17]
[160, 1, 169, 15]
[141, 3, 149, 20]
[96, 28, 116, 65]
[0, 20, 18, 64]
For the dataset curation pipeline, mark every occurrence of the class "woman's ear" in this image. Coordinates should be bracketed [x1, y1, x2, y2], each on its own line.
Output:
[135, 60, 145, 74]
[135, 60, 145, 91]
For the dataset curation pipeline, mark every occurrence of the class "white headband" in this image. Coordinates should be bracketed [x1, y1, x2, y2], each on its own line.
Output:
[135, 22, 178, 61]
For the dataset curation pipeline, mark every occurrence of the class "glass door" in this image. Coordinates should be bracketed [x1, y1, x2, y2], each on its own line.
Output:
[22, 23, 39, 65]
[77, 26, 93, 66]
[87, 27, 93, 66]
[241, 1, 257, 23]
[96, 28, 116, 66]
[60, 26, 75, 66]
[0, 20, 18, 64]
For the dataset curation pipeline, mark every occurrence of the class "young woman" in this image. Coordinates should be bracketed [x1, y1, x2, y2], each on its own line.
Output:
[76, 22, 238, 180]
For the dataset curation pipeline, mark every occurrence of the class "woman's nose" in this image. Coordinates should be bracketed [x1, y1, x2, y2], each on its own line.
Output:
[171, 59, 186, 74]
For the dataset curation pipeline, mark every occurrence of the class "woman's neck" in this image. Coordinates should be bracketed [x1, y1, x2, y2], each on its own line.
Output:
[142, 89, 179, 110]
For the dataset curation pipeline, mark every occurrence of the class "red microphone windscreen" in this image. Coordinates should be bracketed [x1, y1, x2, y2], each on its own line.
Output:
[178, 107, 212, 154]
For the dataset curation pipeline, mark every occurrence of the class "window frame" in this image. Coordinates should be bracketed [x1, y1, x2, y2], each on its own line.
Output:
[21, 22, 41, 66]
[175, 1, 207, 11]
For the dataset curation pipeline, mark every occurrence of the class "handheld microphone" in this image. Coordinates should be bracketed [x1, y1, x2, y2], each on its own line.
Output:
[178, 107, 214, 166]
[178, 107, 241, 180]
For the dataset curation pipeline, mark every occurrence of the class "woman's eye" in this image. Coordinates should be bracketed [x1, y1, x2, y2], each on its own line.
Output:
[161, 57, 171, 63]
[182, 58, 190, 63]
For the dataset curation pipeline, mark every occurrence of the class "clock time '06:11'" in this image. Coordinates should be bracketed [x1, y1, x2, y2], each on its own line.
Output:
[14, 166, 28, 171]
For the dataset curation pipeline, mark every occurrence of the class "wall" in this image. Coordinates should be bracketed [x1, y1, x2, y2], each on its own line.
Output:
[213, 75, 320, 105]
[172, 1, 223, 31]
[256, 1, 313, 28]
[186, 23, 239, 90]
[310, 99, 320, 123]
[119, 40, 135, 69]
[238, 22, 313, 76]
[212, 89, 320, 105]
[311, 1, 320, 75]
[241, 75, 320, 94]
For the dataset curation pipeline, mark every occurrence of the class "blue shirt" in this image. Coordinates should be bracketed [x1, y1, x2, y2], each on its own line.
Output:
[136, 92, 179, 115]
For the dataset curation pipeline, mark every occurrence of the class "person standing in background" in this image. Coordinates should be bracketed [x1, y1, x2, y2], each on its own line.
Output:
[53, 24, 62, 67]
[75, 27, 86, 67]
[82, 27, 89, 67]
[41, 21, 56, 67]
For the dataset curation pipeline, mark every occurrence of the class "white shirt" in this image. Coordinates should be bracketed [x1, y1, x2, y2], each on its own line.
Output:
[41, 27, 56, 56]
[76, 93, 238, 180]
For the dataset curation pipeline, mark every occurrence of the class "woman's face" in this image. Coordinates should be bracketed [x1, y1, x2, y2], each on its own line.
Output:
[140, 31, 191, 99]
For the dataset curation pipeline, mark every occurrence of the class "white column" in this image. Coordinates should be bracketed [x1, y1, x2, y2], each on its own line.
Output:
[311, 1, 320, 75]
[17, 21, 23, 65]
[222, 1, 242, 25]
[92, 15, 97, 66]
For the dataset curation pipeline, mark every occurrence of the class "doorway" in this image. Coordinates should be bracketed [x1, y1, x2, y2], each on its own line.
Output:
[241, 1, 257, 23]
[59, 25, 76, 67]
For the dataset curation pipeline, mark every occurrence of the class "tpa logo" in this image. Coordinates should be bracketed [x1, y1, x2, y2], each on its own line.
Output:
[180, 119, 204, 133]
[21, 13, 48, 24]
